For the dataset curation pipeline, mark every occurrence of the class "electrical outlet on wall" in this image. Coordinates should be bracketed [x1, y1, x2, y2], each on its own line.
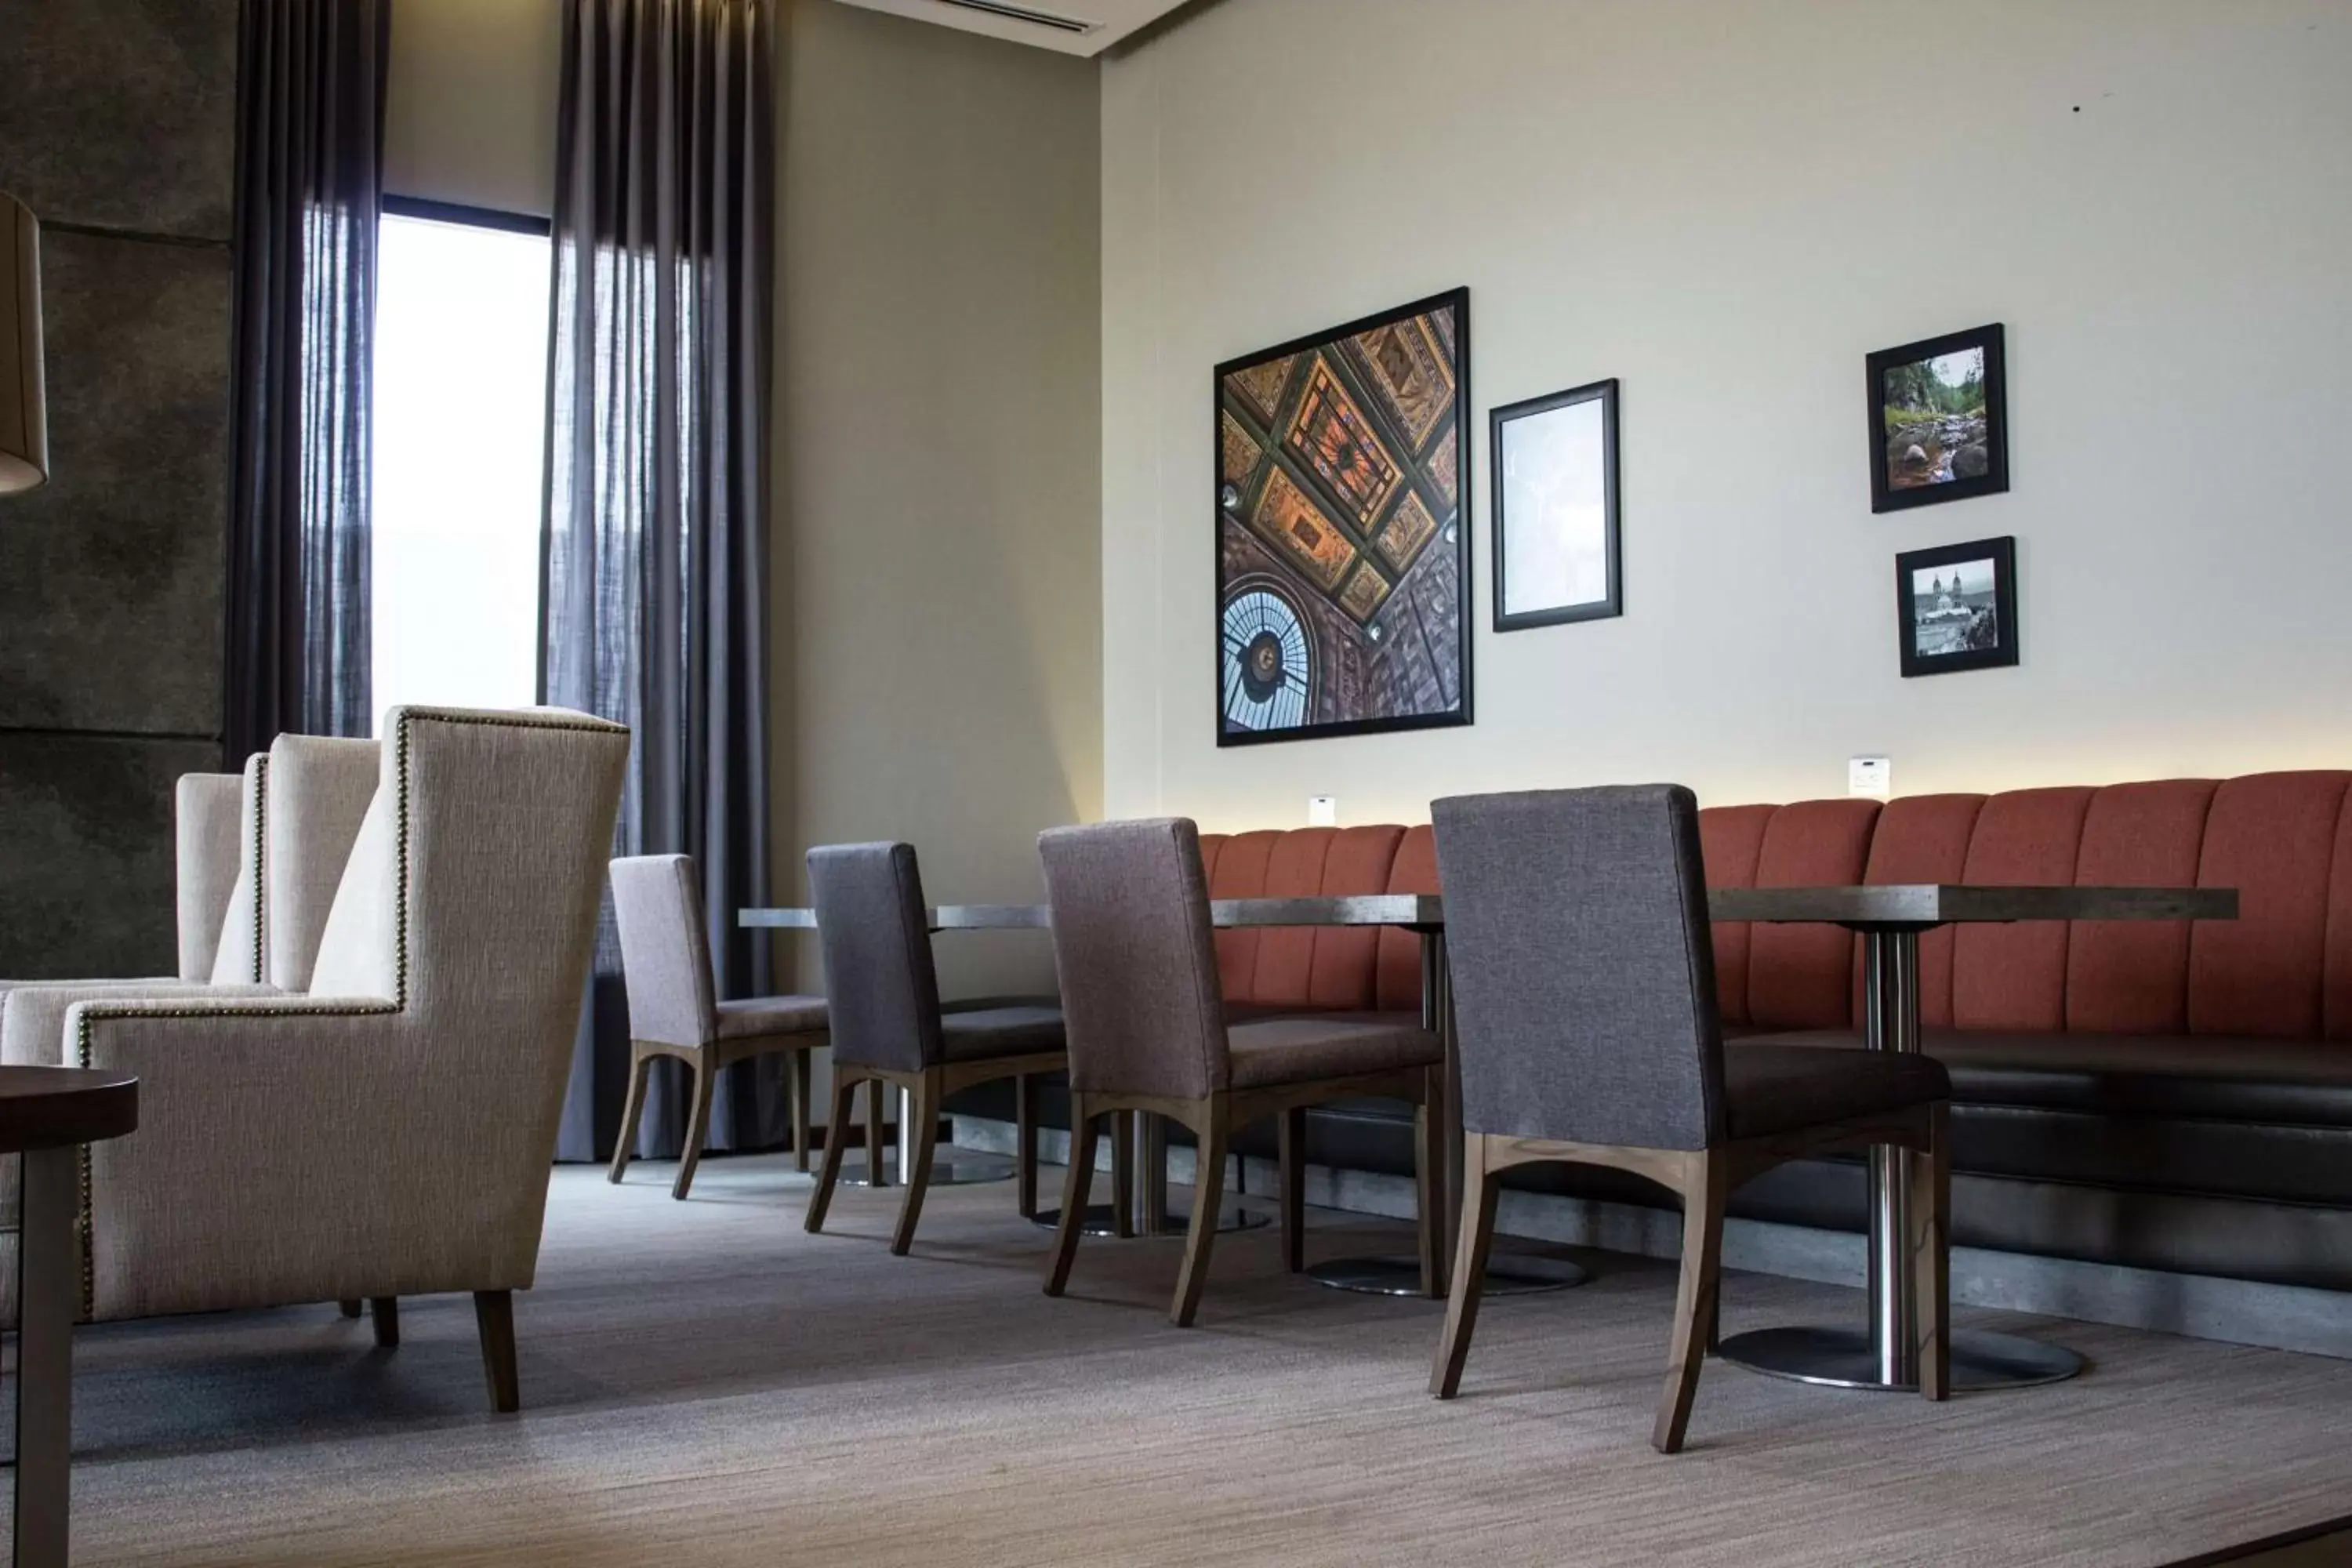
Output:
[1849, 757, 1892, 798]
[1307, 796, 1338, 826]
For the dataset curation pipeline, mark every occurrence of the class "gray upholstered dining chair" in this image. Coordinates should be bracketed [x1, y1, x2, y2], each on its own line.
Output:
[1036, 818, 1444, 1327]
[609, 853, 827, 1197]
[1427, 784, 1954, 1453]
[804, 842, 1065, 1254]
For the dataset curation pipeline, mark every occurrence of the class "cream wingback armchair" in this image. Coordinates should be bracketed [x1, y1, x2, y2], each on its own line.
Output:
[1, 736, 382, 1053]
[174, 769, 247, 982]
[42, 707, 627, 1413]
[0, 760, 252, 1008]
[2, 733, 377, 1015]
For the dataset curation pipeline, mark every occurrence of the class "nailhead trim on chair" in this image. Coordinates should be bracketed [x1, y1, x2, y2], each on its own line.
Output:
[65, 707, 630, 1320]
[245, 753, 268, 984]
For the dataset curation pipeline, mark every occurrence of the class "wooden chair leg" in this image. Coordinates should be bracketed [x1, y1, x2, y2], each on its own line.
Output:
[790, 1047, 814, 1174]
[474, 1290, 519, 1414]
[1431, 1132, 1500, 1398]
[338, 1299, 361, 1318]
[608, 1050, 654, 1184]
[1045, 1097, 1099, 1297]
[1653, 1152, 1727, 1454]
[1278, 1105, 1307, 1272]
[864, 1076, 887, 1185]
[673, 1050, 717, 1200]
[369, 1296, 398, 1348]
[1411, 1067, 1449, 1298]
[1015, 1073, 1040, 1219]
[1414, 1079, 1440, 1298]
[1110, 1109, 1136, 1239]
[805, 1075, 858, 1233]
[891, 1074, 942, 1256]
[1913, 1103, 1951, 1402]
[1171, 1106, 1229, 1328]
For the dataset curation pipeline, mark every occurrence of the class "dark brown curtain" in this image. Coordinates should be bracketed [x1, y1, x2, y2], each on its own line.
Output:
[225, 0, 385, 758]
[543, 0, 779, 1162]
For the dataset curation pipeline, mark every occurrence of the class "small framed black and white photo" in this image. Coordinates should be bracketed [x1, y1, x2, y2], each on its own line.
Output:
[1490, 377, 1620, 631]
[1896, 535, 2017, 677]
[1867, 322, 2008, 514]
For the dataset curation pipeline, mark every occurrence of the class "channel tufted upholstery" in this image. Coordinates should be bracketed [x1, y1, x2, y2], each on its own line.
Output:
[1159, 768, 2352, 1291]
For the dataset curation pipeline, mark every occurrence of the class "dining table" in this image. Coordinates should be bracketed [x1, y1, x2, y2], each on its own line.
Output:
[742, 879, 2237, 1395]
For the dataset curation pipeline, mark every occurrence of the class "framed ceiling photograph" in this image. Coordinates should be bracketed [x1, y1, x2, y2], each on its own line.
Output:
[1491, 377, 1621, 631]
[1214, 288, 1472, 746]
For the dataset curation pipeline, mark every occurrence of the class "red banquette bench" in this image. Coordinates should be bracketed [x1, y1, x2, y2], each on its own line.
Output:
[1178, 773, 2352, 1293]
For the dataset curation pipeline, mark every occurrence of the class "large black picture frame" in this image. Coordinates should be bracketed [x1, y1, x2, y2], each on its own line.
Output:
[1490, 377, 1621, 632]
[1896, 535, 2019, 677]
[1212, 287, 1473, 747]
[1867, 321, 2009, 514]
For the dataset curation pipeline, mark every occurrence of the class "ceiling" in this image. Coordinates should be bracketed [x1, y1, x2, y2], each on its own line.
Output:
[828, 0, 1193, 57]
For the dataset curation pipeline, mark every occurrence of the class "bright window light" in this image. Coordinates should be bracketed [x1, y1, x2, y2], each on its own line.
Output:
[369, 211, 550, 728]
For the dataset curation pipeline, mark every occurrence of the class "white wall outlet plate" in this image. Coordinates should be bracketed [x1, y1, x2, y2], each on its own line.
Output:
[1849, 757, 1892, 798]
[1307, 796, 1338, 826]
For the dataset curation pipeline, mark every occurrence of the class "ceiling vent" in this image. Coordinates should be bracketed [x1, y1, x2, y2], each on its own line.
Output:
[931, 0, 1098, 35]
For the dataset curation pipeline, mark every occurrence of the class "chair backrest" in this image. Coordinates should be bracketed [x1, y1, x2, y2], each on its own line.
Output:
[297, 706, 628, 1280]
[807, 842, 943, 1073]
[307, 707, 628, 1025]
[208, 753, 269, 985]
[1432, 785, 1726, 1152]
[174, 772, 245, 982]
[1036, 818, 1229, 1099]
[610, 853, 718, 1048]
[264, 735, 381, 993]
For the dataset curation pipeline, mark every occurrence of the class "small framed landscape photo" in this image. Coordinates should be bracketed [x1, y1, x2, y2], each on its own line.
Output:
[1896, 535, 2016, 677]
[1491, 377, 1620, 631]
[1867, 322, 2007, 513]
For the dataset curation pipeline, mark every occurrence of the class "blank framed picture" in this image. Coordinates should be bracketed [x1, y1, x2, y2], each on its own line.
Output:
[1491, 378, 1620, 631]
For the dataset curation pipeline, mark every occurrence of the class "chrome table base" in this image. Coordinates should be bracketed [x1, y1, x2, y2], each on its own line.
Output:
[1029, 1202, 1270, 1238]
[1723, 926, 2085, 1396]
[1719, 1326, 2084, 1392]
[1308, 1251, 1588, 1298]
[841, 1149, 1014, 1189]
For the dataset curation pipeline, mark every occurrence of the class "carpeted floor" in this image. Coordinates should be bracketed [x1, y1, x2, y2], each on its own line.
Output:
[19, 1152, 2352, 1566]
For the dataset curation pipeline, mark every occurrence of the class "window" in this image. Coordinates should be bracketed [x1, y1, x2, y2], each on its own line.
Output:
[368, 201, 551, 727]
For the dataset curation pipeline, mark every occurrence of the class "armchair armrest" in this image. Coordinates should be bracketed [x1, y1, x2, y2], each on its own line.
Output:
[2, 982, 276, 1067]
[67, 993, 553, 1321]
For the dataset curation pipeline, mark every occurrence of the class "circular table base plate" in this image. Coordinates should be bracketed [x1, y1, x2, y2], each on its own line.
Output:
[842, 1152, 1014, 1190]
[1308, 1252, 1591, 1298]
[1029, 1203, 1271, 1238]
[1717, 1325, 2085, 1392]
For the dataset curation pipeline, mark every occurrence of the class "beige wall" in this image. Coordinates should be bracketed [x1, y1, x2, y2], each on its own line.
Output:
[379, 0, 1104, 1010]
[1101, 0, 2352, 828]
[384, 0, 562, 215]
[776, 0, 1102, 996]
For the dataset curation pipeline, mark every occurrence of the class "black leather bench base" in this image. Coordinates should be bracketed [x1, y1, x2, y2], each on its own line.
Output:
[949, 1076, 2352, 1293]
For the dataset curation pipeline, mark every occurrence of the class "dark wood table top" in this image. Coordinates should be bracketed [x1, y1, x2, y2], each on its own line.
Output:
[742, 884, 2236, 935]
[0, 1066, 139, 1152]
